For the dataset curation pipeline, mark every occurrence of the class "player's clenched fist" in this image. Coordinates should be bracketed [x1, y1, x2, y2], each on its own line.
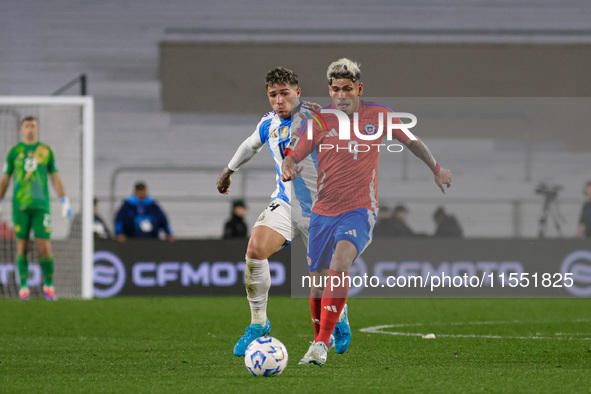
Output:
[216, 167, 234, 194]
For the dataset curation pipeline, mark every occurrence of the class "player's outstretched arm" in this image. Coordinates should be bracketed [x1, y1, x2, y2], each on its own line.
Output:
[405, 138, 452, 194]
[216, 167, 234, 195]
[217, 129, 265, 195]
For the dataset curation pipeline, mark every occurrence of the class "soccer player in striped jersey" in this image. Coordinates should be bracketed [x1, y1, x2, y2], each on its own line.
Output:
[216, 67, 319, 356]
[282, 58, 452, 366]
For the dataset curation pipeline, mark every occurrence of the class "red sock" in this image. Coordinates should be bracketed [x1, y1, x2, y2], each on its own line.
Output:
[309, 292, 322, 337]
[317, 270, 349, 347]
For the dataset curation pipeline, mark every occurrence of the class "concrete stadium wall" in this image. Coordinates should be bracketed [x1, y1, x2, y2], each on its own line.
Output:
[160, 42, 591, 108]
[159, 42, 591, 150]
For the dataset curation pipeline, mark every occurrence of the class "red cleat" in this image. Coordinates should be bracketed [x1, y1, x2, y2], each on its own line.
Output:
[43, 286, 56, 301]
[19, 287, 30, 301]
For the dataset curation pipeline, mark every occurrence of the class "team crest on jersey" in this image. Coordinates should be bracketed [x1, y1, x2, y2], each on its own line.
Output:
[18, 153, 25, 159]
[34, 146, 49, 163]
[364, 123, 377, 135]
[280, 126, 289, 140]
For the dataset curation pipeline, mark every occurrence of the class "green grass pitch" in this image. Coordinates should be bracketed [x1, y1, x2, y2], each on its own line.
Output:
[1, 296, 590, 393]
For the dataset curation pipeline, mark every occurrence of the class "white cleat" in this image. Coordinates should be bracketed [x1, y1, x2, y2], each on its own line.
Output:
[305, 341, 329, 367]
[298, 335, 334, 365]
[298, 345, 313, 365]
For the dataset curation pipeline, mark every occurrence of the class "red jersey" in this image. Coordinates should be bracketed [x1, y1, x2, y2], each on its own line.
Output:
[290, 100, 410, 216]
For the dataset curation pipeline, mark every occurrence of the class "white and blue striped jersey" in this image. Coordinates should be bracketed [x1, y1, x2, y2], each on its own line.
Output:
[228, 103, 318, 218]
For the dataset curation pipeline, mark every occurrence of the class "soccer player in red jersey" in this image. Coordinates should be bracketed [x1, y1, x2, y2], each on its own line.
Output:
[281, 58, 452, 366]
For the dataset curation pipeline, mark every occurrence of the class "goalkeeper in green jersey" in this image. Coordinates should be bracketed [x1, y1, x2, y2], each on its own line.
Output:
[0, 116, 72, 301]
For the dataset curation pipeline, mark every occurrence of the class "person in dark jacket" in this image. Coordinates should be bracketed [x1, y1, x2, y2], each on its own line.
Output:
[575, 181, 591, 239]
[433, 206, 463, 238]
[223, 200, 248, 239]
[114, 182, 175, 242]
[390, 205, 416, 237]
[70, 197, 112, 240]
[373, 205, 394, 237]
[374, 205, 415, 237]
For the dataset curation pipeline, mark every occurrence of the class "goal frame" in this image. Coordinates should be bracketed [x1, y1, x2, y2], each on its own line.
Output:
[0, 96, 94, 299]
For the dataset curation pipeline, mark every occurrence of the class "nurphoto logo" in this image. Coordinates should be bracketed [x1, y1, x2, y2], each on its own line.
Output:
[303, 109, 418, 154]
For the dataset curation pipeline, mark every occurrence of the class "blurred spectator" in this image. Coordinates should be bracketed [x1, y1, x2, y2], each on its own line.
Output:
[391, 205, 416, 237]
[373, 205, 393, 237]
[433, 206, 463, 238]
[575, 181, 591, 239]
[374, 204, 415, 237]
[114, 181, 175, 242]
[70, 198, 112, 240]
[223, 200, 248, 239]
[93, 198, 111, 240]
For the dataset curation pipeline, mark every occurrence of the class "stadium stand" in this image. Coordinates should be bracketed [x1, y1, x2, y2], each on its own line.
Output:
[1, 0, 590, 238]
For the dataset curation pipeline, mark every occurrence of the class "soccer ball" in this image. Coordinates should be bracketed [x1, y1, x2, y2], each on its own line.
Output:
[244, 336, 288, 377]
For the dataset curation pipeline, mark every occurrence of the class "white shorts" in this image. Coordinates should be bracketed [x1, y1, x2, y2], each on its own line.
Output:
[253, 199, 310, 245]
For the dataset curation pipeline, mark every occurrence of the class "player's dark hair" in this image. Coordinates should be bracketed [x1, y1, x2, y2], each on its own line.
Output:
[21, 116, 39, 125]
[433, 206, 446, 219]
[327, 58, 361, 84]
[265, 67, 299, 89]
[232, 199, 246, 209]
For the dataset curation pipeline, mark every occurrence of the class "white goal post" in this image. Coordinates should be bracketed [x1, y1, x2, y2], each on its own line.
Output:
[0, 96, 94, 299]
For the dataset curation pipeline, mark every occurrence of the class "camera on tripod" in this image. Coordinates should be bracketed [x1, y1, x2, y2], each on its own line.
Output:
[535, 182, 565, 238]
[535, 183, 563, 199]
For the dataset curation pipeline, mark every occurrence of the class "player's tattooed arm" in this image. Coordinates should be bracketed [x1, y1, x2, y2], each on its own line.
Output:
[405, 138, 452, 194]
[216, 167, 234, 194]
[405, 138, 436, 168]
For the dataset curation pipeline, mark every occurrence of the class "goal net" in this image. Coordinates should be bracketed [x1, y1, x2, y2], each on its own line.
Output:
[0, 97, 94, 299]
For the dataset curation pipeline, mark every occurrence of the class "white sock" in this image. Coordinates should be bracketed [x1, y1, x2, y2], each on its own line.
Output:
[245, 256, 270, 325]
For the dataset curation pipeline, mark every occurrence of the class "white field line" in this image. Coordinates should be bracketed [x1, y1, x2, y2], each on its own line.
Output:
[360, 320, 591, 341]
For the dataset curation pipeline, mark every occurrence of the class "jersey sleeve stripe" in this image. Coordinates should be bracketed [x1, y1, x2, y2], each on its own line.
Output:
[258, 117, 273, 143]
